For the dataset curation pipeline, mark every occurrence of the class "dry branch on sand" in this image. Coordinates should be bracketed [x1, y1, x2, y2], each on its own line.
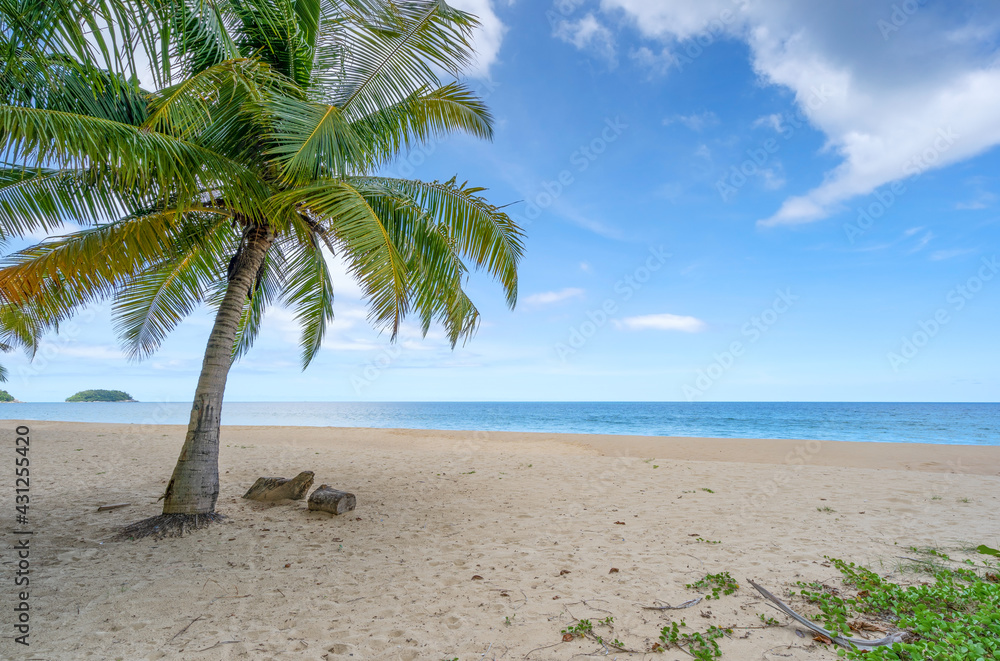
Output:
[747, 579, 907, 649]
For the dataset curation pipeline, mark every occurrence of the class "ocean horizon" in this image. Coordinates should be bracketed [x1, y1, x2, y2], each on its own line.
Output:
[3, 401, 997, 446]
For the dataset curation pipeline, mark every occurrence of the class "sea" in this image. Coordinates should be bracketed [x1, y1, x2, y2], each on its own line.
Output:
[1, 401, 997, 446]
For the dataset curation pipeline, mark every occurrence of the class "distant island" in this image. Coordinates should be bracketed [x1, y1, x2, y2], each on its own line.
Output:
[66, 389, 137, 402]
[0, 389, 19, 403]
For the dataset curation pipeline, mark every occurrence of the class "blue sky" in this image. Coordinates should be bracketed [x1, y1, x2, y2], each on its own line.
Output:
[6, 0, 1000, 402]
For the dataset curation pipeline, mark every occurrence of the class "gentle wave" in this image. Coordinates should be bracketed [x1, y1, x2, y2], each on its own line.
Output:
[1, 401, 998, 445]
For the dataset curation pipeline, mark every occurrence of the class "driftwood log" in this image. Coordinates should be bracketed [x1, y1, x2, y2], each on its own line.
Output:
[747, 579, 907, 649]
[97, 502, 131, 512]
[242, 471, 314, 502]
[307, 485, 356, 515]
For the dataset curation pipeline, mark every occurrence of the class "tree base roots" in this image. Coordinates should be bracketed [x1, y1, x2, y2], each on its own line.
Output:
[115, 512, 227, 540]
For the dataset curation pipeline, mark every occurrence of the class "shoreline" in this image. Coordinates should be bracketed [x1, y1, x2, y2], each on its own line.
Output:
[17, 419, 1000, 475]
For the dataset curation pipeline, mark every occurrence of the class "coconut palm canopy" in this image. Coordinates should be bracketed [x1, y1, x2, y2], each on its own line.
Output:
[0, 0, 524, 526]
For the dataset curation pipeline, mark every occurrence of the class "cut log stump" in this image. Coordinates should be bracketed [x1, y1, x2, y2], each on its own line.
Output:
[97, 502, 131, 512]
[242, 471, 314, 502]
[308, 485, 356, 515]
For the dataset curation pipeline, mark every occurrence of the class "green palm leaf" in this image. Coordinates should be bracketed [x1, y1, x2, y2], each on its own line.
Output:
[353, 81, 493, 167]
[0, 167, 142, 242]
[279, 218, 334, 367]
[273, 178, 409, 336]
[351, 176, 523, 306]
[328, 0, 477, 120]
[263, 96, 370, 183]
[113, 213, 238, 360]
[0, 105, 271, 218]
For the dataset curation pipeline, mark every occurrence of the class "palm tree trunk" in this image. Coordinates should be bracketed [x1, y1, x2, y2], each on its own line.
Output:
[161, 223, 273, 515]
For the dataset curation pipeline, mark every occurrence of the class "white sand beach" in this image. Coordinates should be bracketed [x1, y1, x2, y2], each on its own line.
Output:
[3, 421, 998, 660]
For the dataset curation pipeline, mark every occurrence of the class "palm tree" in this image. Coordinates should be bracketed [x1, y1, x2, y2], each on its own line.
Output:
[0, 0, 524, 535]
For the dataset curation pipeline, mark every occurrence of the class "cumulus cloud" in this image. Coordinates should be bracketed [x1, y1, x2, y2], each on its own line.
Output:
[451, 0, 507, 78]
[553, 13, 617, 65]
[615, 313, 706, 333]
[594, 0, 1000, 227]
[524, 287, 586, 305]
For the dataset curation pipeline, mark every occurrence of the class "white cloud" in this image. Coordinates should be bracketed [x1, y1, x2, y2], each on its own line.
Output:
[760, 167, 786, 190]
[930, 248, 977, 261]
[597, 0, 1000, 227]
[450, 0, 507, 78]
[630, 45, 676, 76]
[909, 231, 934, 253]
[553, 13, 617, 65]
[753, 113, 785, 133]
[615, 313, 706, 333]
[664, 111, 719, 132]
[694, 144, 712, 160]
[955, 191, 997, 210]
[40, 344, 124, 361]
[524, 287, 585, 305]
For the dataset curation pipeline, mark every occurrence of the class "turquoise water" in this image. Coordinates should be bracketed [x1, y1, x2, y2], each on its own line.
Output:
[1, 401, 997, 445]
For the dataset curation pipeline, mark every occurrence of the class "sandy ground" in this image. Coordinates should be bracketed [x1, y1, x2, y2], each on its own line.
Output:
[2, 421, 999, 661]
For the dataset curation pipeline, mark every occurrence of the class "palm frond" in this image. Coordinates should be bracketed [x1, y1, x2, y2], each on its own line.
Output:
[326, 0, 479, 120]
[0, 105, 271, 218]
[353, 81, 492, 167]
[0, 0, 147, 84]
[0, 166, 148, 242]
[360, 180, 479, 345]
[0, 301, 44, 359]
[0, 53, 148, 123]
[0, 206, 231, 318]
[157, 0, 241, 79]
[229, 0, 315, 87]
[279, 216, 334, 367]
[113, 213, 237, 360]
[263, 96, 369, 182]
[272, 178, 409, 337]
[143, 58, 285, 139]
[350, 176, 523, 307]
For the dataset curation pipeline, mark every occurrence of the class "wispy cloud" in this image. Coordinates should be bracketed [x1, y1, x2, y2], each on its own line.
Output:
[909, 231, 934, 253]
[955, 191, 997, 210]
[930, 248, 977, 261]
[524, 287, 585, 305]
[664, 111, 719, 131]
[42, 344, 124, 360]
[630, 45, 676, 76]
[615, 313, 706, 332]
